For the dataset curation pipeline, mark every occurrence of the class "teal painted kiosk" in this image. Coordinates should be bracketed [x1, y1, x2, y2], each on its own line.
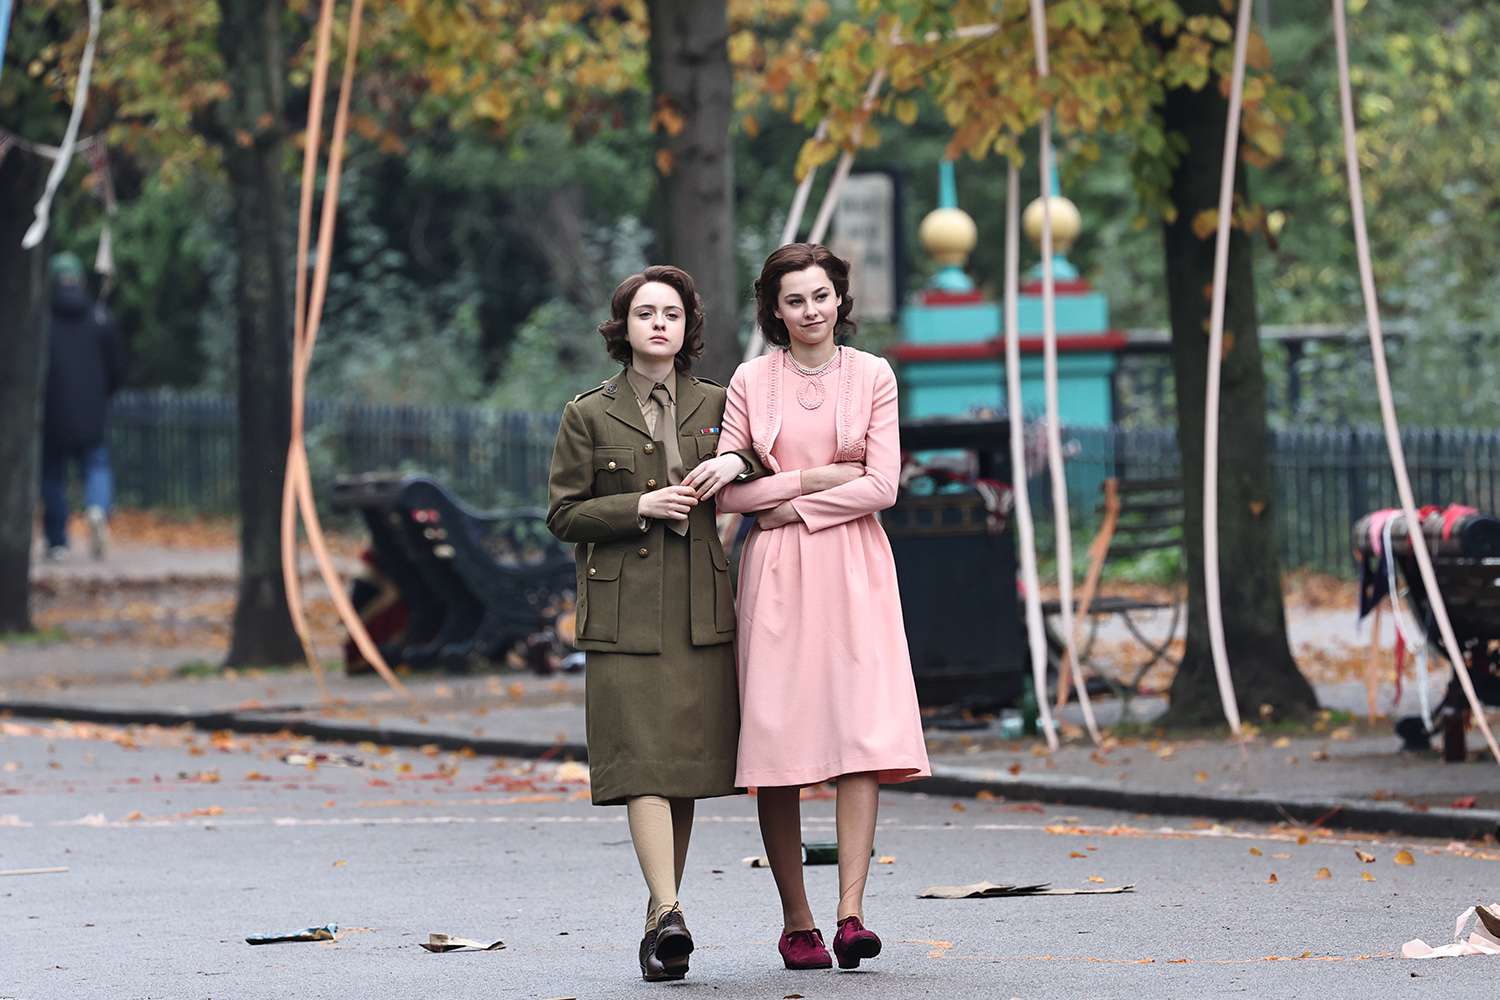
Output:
[890, 161, 1123, 427]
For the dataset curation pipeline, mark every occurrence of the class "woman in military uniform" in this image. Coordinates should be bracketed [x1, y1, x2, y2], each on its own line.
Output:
[546, 264, 761, 983]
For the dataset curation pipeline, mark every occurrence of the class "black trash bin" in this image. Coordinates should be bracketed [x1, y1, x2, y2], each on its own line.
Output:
[885, 419, 1023, 709]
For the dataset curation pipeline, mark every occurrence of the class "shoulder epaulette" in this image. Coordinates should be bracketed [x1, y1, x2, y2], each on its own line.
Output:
[571, 379, 618, 403]
[692, 375, 726, 389]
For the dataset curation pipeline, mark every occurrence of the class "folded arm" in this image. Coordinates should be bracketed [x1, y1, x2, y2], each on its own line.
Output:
[787, 359, 901, 532]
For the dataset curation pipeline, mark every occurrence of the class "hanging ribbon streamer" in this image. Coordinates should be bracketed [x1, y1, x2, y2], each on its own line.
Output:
[1331, 0, 1498, 763]
[1382, 517, 1433, 731]
[780, 121, 827, 246]
[807, 69, 886, 246]
[280, 0, 410, 702]
[280, 0, 341, 700]
[0, 127, 103, 159]
[84, 141, 117, 292]
[741, 121, 829, 365]
[1198, 0, 1254, 736]
[21, 0, 100, 250]
[1028, 0, 1101, 744]
[1006, 163, 1059, 750]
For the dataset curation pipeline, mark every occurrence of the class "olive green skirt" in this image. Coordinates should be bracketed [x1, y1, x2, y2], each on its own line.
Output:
[585, 530, 742, 806]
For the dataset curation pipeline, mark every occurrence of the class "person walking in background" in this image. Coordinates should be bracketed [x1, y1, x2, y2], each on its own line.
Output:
[41, 252, 125, 562]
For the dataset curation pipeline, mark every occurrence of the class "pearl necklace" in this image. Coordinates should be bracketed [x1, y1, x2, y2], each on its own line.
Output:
[785, 346, 839, 410]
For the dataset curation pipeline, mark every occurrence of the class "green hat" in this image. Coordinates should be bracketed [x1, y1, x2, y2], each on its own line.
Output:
[49, 252, 85, 283]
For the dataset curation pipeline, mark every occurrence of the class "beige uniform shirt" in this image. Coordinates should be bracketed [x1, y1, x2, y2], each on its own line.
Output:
[625, 366, 687, 486]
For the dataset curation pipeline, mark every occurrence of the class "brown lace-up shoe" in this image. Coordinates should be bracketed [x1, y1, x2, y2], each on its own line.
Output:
[653, 906, 694, 975]
[639, 926, 686, 982]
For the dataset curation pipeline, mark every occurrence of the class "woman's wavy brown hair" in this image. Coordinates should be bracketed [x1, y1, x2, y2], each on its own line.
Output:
[596, 265, 705, 373]
[753, 243, 856, 348]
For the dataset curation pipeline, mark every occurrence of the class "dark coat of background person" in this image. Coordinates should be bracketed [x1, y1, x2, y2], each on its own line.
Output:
[43, 284, 126, 451]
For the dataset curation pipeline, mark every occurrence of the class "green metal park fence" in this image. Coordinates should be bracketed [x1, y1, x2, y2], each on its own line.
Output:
[109, 391, 560, 518]
[1059, 425, 1500, 577]
[107, 391, 1500, 577]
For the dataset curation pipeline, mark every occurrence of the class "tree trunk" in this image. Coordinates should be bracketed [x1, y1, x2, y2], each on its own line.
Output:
[0, 153, 49, 634]
[1158, 27, 1318, 727]
[646, 0, 738, 382]
[216, 0, 302, 666]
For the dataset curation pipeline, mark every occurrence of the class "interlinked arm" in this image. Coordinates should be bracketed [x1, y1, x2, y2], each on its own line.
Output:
[714, 366, 803, 514]
[787, 359, 901, 532]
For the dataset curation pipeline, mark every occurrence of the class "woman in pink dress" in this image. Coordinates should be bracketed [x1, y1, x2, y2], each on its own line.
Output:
[716, 243, 930, 972]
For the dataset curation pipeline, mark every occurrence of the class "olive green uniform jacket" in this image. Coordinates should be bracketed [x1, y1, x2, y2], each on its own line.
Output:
[546, 370, 765, 804]
[547, 371, 760, 652]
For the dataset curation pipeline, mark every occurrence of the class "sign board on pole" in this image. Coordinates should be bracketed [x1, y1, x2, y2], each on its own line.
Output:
[831, 171, 899, 322]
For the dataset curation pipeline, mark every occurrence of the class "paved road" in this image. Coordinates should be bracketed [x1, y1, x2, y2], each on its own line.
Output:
[3, 721, 1495, 999]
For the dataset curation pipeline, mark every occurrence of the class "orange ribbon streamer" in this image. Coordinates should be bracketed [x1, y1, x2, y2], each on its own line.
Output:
[281, 0, 409, 701]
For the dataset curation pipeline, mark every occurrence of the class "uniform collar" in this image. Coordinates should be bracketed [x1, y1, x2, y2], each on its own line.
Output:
[626, 365, 676, 405]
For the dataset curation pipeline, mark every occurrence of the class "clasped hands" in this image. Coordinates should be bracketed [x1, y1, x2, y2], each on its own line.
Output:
[636, 454, 748, 523]
[755, 461, 865, 530]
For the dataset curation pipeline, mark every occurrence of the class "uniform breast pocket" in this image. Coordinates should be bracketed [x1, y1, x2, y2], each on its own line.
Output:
[592, 447, 636, 492]
[683, 433, 720, 468]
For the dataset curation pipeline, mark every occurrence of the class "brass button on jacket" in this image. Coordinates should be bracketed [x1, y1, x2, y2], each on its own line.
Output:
[643, 443, 655, 455]
[638, 547, 649, 557]
[646, 478, 658, 488]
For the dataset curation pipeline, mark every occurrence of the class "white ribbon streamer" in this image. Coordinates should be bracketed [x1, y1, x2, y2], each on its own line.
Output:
[1199, 0, 1254, 735]
[1029, 0, 1101, 744]
[1007, 163, 1059, 749]
[21, 0, 101, 250]
[1332, 0, 1500, 764]
[1381, 516, 1433, 730]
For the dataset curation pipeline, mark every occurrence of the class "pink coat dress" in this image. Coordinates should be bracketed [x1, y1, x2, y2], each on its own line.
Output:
[717, 347, 931, 788]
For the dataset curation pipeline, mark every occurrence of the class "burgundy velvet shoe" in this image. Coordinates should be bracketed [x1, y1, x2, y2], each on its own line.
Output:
[778, 928, 833, 970]
[832, 915, 882, 970]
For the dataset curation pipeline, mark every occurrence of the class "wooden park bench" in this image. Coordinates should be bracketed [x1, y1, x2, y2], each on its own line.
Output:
[332, 474, 575, 672]
[1353, 507, 1500, 760]
[1041, 477, 1185, 715]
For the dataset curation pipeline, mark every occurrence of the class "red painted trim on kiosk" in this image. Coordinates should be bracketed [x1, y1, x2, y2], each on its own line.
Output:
[888, 331, 1128, 362]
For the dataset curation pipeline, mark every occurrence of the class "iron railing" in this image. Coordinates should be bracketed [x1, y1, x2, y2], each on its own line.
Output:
[106, 391, 1500, 576]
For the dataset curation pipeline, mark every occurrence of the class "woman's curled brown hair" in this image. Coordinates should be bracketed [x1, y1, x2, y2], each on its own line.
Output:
[753, 243, 857, 348]
[597, 264, 705, 372]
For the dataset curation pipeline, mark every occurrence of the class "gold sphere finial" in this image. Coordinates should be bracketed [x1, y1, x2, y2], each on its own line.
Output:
[919, 207, 978, 268]
[1022, 195, 1083, 254]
